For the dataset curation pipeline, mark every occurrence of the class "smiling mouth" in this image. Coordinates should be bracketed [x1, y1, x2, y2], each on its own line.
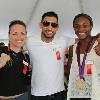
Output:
[79, 33, 85, 35]
[47, 30, 53, 33]
[16, 40, 23, 43]
[46, 31, 54, 35]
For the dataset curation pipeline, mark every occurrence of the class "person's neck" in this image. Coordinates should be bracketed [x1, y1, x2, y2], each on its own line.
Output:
[79, 35, 92, 45]
[41, 33, 54, 43]
[9, 45, 21, 53]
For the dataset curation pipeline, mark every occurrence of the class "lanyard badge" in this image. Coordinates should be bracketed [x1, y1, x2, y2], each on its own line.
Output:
[56, 51, 61, 60]
[86, 60, 93, 75]
[87, 64, 92, 75]
[23, 60, 28, 75]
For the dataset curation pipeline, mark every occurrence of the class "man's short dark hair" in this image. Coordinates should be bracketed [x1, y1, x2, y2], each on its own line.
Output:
[41, 11, 58, 23]
[9, 20, 27, 33]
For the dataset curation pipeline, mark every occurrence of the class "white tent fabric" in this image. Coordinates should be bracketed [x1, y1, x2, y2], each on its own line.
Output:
[0, 0, 100, 40]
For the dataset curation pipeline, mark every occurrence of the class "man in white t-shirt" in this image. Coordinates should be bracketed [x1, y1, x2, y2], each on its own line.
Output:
[26, 11, 75, 100]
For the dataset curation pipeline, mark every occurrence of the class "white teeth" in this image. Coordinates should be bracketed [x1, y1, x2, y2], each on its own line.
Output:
[17, 41, 23, 43]
[48, 31, 52, 33]
[79, 33, 85, 35]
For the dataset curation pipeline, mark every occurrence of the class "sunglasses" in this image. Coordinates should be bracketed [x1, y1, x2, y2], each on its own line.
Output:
[42, 21, 58, 28]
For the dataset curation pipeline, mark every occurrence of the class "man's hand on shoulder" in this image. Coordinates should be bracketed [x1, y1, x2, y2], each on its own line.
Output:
[94, 33, 100, 56]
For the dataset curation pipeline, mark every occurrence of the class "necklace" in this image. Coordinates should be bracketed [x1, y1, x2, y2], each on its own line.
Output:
[76, 37, 93, 79]
[76, 37, 93, 90]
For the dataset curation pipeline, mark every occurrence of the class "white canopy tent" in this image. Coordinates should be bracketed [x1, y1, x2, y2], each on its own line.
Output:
[0, 0, 100, 44]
